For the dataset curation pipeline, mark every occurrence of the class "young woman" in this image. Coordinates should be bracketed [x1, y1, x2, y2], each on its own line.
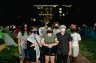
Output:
[41, 27, 59, 63]
[53, 22, 60, 34]
[17, 23, 29, 63]
[27, 27, 41, 63]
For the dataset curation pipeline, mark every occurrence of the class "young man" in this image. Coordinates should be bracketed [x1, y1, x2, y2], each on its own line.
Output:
[70, 24, 81, 63]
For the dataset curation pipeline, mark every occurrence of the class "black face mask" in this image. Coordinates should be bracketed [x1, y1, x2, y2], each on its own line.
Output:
[32, 31, 37, 34]
[54, 26, 59, 29]
[47, 30, 52, 33]
[71, 29, 76, 33]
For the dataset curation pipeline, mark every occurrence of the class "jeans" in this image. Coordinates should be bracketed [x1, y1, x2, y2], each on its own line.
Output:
[20, 47, 25, 59]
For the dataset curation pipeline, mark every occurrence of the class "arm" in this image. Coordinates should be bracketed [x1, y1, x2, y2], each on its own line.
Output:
[51, 38, 59, 46]
[39, 28, 42, 36]
[30, 43, 38, 47]
[68, 41, 72, 56]
[78, 34, 81, 46]
[18, 38, 21, 54]
[68, 33, 72, 56]
[78, 40, 81, 46]
[69, 41, 72, 52]
[40, 38, 49, 47]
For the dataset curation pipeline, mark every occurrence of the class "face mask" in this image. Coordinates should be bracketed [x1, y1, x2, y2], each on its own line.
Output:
[60, 28, 65, 32]
[54, 26, 59, 29]
[32, 31, 37, 34]
[71, 29, 76, 33]
[47, 30, 52, 33]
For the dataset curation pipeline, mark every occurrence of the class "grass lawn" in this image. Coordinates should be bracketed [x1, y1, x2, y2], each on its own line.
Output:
[0, 45, 19, 63]
[80, 38, 96, 63]
[0, 38, 96, 63]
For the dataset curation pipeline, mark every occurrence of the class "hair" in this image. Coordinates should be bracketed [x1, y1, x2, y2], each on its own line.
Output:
[20, 23, 29, 36]
[70, 24, 77, 29]
[70, 24, 79, 32]
[47, 26, 52, 30]
[52, 22, 60, 28]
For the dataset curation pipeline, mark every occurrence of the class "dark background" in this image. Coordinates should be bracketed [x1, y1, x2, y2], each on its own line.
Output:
[0, 0, 96, 26]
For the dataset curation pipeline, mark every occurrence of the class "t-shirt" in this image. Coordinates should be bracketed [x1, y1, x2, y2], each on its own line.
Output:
[71, 33, 81, 47]
[53, 28, 60, 34]
[56, 32, 72, 55]
[17, 31, 28, 49]
[66, 29, 72, 35]
[42, 34, 57, 44]
[39, 27, 47, 37]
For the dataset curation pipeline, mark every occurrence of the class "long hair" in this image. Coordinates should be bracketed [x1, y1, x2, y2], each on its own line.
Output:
[20, 23, 29, 36]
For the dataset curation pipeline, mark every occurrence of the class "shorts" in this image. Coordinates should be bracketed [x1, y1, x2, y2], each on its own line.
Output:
[72, 46, 79, 57]
[44, 46, 56, 56]
[28, 47, 37, 62]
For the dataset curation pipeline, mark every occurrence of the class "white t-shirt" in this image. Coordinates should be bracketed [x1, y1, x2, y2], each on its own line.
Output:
[39, 27, 47, 37]
[53, 28, 60, 34]
[71, 33, 81, 47]
[17, 31, 28, 49]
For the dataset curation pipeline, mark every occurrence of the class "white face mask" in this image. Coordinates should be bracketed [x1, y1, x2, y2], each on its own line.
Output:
[60, 28, 65, 32]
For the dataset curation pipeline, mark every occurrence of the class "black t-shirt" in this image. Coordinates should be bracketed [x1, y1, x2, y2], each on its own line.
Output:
[56, 32, 72, 55]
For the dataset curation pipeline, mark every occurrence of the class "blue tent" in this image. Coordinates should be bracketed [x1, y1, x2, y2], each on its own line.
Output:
[79, 27, 96, 38]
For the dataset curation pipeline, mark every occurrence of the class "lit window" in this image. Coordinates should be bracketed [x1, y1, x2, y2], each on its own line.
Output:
[41, 7, 43, 9]
[37, 7, 40, 9]
[43, 14, 44, 15]
[59, 11, 62, 13]
[63, 14, 65, 16]
[33, 19, 36, 21]
[60, 14, 62, 16]
[47, 12, 49, 13]
[59, 8, 62, 10]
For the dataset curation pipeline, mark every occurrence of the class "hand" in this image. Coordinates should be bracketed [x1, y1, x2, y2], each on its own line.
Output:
[56, 41, 59, 44]
[48, 44, 53, 48]
[30, 44, 35, 47]
[68, 51, 72, 56]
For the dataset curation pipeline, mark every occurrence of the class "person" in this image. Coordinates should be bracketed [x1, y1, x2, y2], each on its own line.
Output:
[70, 24, 81, 63]
[56, 25, 72, 63]
[39, 24, 48, 37]
[27, 27, 41, 63]
[66, 24, 76, 34]
[94, 22, 96, 32]
[41, 27, 59, 63]
[52, 22, 60, 35]
[17, 23, 29, 63]
[13, 26, 21, 38]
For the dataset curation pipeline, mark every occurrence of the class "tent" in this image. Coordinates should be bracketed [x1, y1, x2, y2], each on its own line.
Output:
[0, 29, 17, 46]
[79, 27, 96, 38]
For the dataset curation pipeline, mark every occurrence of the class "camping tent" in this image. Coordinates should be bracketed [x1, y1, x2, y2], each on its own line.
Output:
[79, 27, 96, 38]
[4, 33, 17, 46]
[0, 29, 17, 46]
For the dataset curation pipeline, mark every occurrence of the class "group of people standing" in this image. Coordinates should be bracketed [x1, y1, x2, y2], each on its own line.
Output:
[17, 22, 81, 63]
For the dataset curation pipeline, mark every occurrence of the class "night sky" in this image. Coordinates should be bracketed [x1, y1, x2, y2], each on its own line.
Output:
[0, 0, 96, 26]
